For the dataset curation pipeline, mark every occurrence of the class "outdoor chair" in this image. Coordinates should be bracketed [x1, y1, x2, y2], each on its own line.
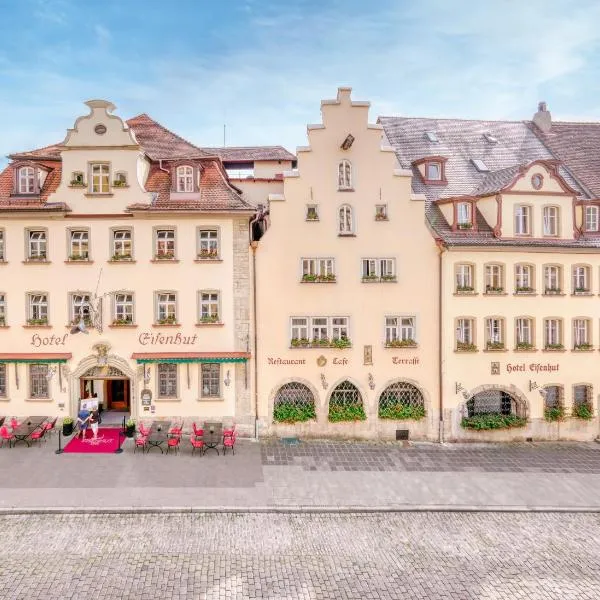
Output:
[30, 426, 47, 447]
[138, 422, 151, 437]
[223, 422, 236, 437]
[192, 422, 204, 437]
[166, 434, 181, 455]
[190, 435, 204, 455]
[222, 430, 237, 455]
[168, 421, 183, 436]
[9, 417, 21, 431]
[134, 434, 148, 454]
[0, 425, 15, 448]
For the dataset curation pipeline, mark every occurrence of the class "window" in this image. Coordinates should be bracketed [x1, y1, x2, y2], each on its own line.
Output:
[425, 131, 438, 142]
[455, 264, 474, 292]
[361, 258, 396, 281]
[311, 317, 328, 342]
[531, 173, 544, 190]
[156, 292, 177, 324]
[485, 317, 504, 349]
[385, 316, 416, 345]
[90, 164, 110, 193]
[544, 318, 562, 348]
[515, 317, 533, 348]
[572, 266, 590, 293]
[306, 204, 319, 221]
[28, 230, 47, 260]
[544, 265, 562, 293]
[544, 386, 563, 410]
[515, 205, 531, 235]
[29, 364, 49, 399]
[515, 264, 534, 292]
[199, 291, 219, 323]
[290, 317, 308, 343]
[197, 229, 219, 258]
[457, 202, 472, 227]
[573, 319, 591, 349]
[543, 206, 559, 236]
[290, 317, 351, 347]
[337, 160, 352, 190]
[155, 229, 175, 259]
[114, 171, 128, 186]
[201, 363, 220, 398]
[177, 165, 194, 192]
[157, 363, 178, 399]
[301, 258, 335, 282]
[70, 293, 91, 325]
[113, 293, 134, 324]
[69, 230, 89, 260]
[331, 317, 349, 341]
[425, 162, 441, 181]
[573, 384, 592, 408]
[0, 363, 6, 397]
[112, 229, 132, 259]
[18, 167, 35, 194]
[375, 205, 388, 221]
[0, 293, 5, 326]
[70, 171, 84, 185]
[585, 205, 599, 232]
[471, 159, 489, 172]
[484, 264, 504, 293]
[338, 204, 354, 235]
[456, 318, 474, 348]
[27, 293, 48, 324]
[0, 229, 4, 260]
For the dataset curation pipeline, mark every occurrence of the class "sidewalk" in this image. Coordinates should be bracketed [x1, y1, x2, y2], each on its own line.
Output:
[1, 436, 600, 512]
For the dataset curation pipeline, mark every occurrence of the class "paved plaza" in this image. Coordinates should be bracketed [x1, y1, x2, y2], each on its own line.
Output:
[1, 512, 600, 599]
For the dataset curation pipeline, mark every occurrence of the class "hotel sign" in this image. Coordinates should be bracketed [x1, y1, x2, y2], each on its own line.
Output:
[506, 362, 559, 373]
[30, 332, 200, 347]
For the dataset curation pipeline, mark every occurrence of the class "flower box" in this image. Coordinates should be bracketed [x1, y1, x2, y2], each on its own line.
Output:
[290, 337, 310, 348]
[573, 343, 593, 351]
[457, 222, 473, 230]
[456, 286, 475, 293]
[111, 254, 132, 261]
[155, 252, 175, 260]
[485, 287, 504, 294]
[68, 254, 89, 261]
[515, 287, 535, 294]
[199, 315, 219, 324]
[361, 274, 379, 282]
[485, 342, 505, 350]
[112, 318, 134, 326]
[544, 288, 562, 295]
[544, 344, 564, 351]
[196, 249, 219, 259]
[157, 316, 177, 325]
[515, 342, 534, 351]
[456, 342, 477, 352]
[331, 337, 352, 349]
[386, 339, 417, 348]
[381, 275, 397, 282]
[26, 318, 48, 326]
[375, 213, 388, 221]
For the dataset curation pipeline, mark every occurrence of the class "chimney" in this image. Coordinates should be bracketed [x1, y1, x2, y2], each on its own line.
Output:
[533, 101, 552, 134]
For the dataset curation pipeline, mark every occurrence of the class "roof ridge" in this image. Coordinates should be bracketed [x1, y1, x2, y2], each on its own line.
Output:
[379, 115, 527, 125]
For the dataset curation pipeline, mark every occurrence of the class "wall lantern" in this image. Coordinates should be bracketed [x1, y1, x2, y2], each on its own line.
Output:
[224, 370, 231, 387]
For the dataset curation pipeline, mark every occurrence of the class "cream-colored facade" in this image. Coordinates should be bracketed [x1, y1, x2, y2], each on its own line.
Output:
[0, 101, 255, 432]
[255, 88, 440, 440]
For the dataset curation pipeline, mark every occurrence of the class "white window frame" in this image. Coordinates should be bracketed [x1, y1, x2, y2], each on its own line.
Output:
[290, 317, 309, 342]
[113, 292, 134, 324]
[198, 290, 220, 322]
[361, 258, 396, 281]
[70, 292, 92, 324]
[0, 293, 6, 326]
[306, 204, 319, 221]
[585, 205, 599, 232]
[301, 258, 335, 281]
[112, 229, 133, 259]
[457, 202, 471, 225]
[69, 230, 89, 260]
[290, 316, 351, 345]
[544, 265, 561, 293]
[197, 228, 219, 258]
[515, 264, 534, 291]
[425, 161, 442, 181]
[177, 165, 194, 192]
[385, 316, 416, 344]
[331, 317, 349, 341]
[155, 292, 177, 324]
[28, 293, 48, 323]
[544, 318, 562, 347]
[516, 317, 533, 347]
[375, 204, 388, 220]
[572, 266, 590, 292]
[200, 363, 221, 398]
[455, 264, 474, 290]
[573, 319, 591, 348]
[29, 364, 49, 399]
[0, 363, 6, 398]
[18, 166, 35, 194]
[337, 160, 352, 190]
[515, 205, 531, 235]
[27, 230, 47, 260]
[456, 318, 474, 345]
[338, 204, 354, 235]
[90, 163, 110, 194]
[155, 228, 176, 259]
[485, 317, 504, 346]
[157, 363, 178, 399]
[543, 206, 559, 236]
[484, 264, 504, 292]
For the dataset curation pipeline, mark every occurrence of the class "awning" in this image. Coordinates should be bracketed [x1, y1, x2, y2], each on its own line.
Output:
[131, 352, 251, 364]
[0, 353, 72, 363]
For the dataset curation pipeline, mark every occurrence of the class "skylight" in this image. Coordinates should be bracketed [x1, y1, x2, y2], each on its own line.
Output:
[471, 159, 489, 172]
[483, 133, 498, 144]
[425, 131, 438, 142]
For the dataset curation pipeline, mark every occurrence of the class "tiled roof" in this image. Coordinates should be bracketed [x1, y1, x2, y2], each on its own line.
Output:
[532, 121, 600, 197]
[8, 143, 63, 160]
[470, 165, 522, 196]
[200, 146, 296, 162]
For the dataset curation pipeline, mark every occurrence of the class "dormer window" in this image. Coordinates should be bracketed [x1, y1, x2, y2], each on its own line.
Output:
[337, 160, 352, 190]
[426, 162, 441, 181]
[425, 131, 438, 142]
[415, 156, 448, 184]
[483, 133, 498, 144]
[585, 205, 599, 232]
[177, 166, 194, 192]
[456, 202, 472, 229]
[18, 167, 35, 194]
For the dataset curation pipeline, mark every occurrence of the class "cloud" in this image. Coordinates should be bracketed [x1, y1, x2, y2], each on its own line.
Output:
[94, 24, 111, 45]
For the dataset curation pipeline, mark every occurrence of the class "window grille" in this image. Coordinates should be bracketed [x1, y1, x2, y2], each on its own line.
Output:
[29, 364, 49, 399]
[328, 380, 364, 419]
[466, 390, 525, 418]
[201, 363, 220, 397]
[0, 363, 6, 397]
[273, 382, 316, 423]
[157, 363, 177, 398]
[378, 382, 425, 419]
[544, 386, 563, 410]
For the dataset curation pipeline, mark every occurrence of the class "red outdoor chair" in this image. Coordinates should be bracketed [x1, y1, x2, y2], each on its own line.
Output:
[223, 422, 236, 437]
[9, 417, 21, 431]
[168, 421, 183, 436]
[134, 434, 148, 454]
[192, 422, 204, 437]
[166, 434, 181, 455]
[0, 425, 15, 448]
[43, 417, 57, 435]
[30, 427, 46, 447]
[138, 422, 151, 437]
[223, 431, 237, 455]
[190, 435, 204, 455]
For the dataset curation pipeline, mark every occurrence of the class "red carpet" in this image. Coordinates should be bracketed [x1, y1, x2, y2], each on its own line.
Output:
[63, 428, 124, 453]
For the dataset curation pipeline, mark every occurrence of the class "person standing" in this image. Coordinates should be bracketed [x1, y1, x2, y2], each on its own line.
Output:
[76, 405, 90, 440]
[89, 407, 99, 440]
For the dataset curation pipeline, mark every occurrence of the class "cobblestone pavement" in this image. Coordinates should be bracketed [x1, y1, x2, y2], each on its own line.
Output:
[261, 440, 600, 472]
[1, 512, 600, 599]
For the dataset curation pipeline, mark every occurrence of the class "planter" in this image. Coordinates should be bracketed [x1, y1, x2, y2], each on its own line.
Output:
[62, 421, 74, 436]
[124, 424, 136, 438]
[461, 414, 527, 430]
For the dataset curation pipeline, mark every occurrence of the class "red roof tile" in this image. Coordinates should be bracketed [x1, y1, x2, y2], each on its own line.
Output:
[9, 143, 63, 160]
[201, 146, 296, 162]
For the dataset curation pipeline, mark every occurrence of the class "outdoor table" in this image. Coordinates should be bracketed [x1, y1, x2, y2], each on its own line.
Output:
[202, 422, 223, 455]
[12, 423, 43, 447]
[146, 421, 171, 454]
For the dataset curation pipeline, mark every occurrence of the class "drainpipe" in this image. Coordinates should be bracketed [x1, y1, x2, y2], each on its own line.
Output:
[250, 239, 259, 440]
[436, 240, 446, 444]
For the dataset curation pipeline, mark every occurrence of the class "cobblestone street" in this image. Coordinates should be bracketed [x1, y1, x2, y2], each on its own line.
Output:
[1, 512, 599, 599]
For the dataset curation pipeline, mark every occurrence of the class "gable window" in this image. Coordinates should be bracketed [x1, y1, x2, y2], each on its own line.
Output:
[515, 205, 531, 235]
[484, 264, 504, 293]
[113, 293, 134, 325]
[457, 202, 472, 228]
[485, 317, 505, 349]
[456, 318, 475, 349]
[385, 316, 416, 346]
[201, 363, 221, 398]
[197, 228, 219, 259]
[156, 292, 177, 325]
[199, 291, 220, 323]
[425, 161, 442, 181]
[543, 206, 559, 236]
[177, 165, 194, 192]
[301, 258, 335, 282]
[515, 264, 534, 293]
[573, 319, 591, 349]
[338, 204, 354, 235]
[515, 317, 534, 349]
[157, 363, 178, 399]
[69, 230, 89, 260]
[0, 363, 6, 397]
[27, 293, 48, 325]
[361, 258, 396, 282]
[544, 265, 562, 294]
[90, 164, 110, 194]
[155, 229, 175, 260]
[0, 229, 4, 260]
[584, 205, 599, 232]
[338, 160, 352, 190]
[572, 266, 590, 293]
[0, 293, 6, 326]
[544, 318, 563, 349]
[112, 229, 132, 260]
[29, 364, 49, 399]
[70, 293, 92, 326]
[27, 230, 47, 260]
[306, 205, 319, 221]
[18, 167, 36, 194]
[455, 264, 474, 292]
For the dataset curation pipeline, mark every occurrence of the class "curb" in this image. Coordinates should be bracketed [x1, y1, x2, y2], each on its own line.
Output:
[1, 505, 600, 515]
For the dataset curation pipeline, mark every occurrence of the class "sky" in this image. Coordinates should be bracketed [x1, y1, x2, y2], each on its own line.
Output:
[1, 0, 600, 166]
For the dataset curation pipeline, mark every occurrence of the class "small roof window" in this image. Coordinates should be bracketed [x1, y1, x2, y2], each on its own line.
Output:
[471, 159, 489, 172]
[425, 131, 438, 142]
[483, 133, 498, 144]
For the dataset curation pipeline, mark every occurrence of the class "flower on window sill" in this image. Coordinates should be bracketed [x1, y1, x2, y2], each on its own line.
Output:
[457, 222, 473, 230]
[199, 314, 219, 324]
[290, 337, 310, 348]
[544, 288, 562, 295]
[157, 316, 178, 325]
[574, 287, 590, 294]
[112, 180, 128, 188]
[380, 275, 397, 282]
[112, 318, 133, 326]
[573, 343, 593, 351]
[485, 286, 504, 294]
[69, 180, 87, 187]
[515, 286, 534, 293]
[68, 254, 89, 261]
[155, 252, 175, 260]
[311, 337, 331, 348]
[306, 210, 319, 221]
[386, 339, 417, 348]
[456, 342, 477, 352]
[361, 274, 379, 282]
[485, 341, 505, 351]
[572, 402, 594, 420]
[456, 286, 475, 293]
[26, 318, 48, 326]
[28, 254, 47, 261]
[515, 342, 534, 350]
[111, 253, 132, 261]
[197, 249, 219, 259]
[331, 337, 352, 349]
[375, 213, 388, 221]
[301, 274, 336, 283]
[71, 317, 93, 327]
[544, 343, 564, 351]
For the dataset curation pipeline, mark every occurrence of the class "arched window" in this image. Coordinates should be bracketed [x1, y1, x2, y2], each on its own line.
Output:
[176, 165, 194, 192]
[273, 382, 316, 423]
[338, 160, 352, 190]
[18, 166, 35, 194]
[378, 381, 425, 420]
[338, 204, 354, 235]
[466, 389, 526, 418]
[328, 380, 365, 422]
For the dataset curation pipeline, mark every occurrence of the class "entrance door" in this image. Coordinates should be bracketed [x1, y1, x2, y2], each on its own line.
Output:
[106, 379, 130, 411]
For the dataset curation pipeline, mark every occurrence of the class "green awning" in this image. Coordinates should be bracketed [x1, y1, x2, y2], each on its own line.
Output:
[131, 352, 250, 364]
[0, 353, 71, 364]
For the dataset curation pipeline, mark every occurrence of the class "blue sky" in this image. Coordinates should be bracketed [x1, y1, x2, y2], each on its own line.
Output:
[1, 0, 600, 166]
